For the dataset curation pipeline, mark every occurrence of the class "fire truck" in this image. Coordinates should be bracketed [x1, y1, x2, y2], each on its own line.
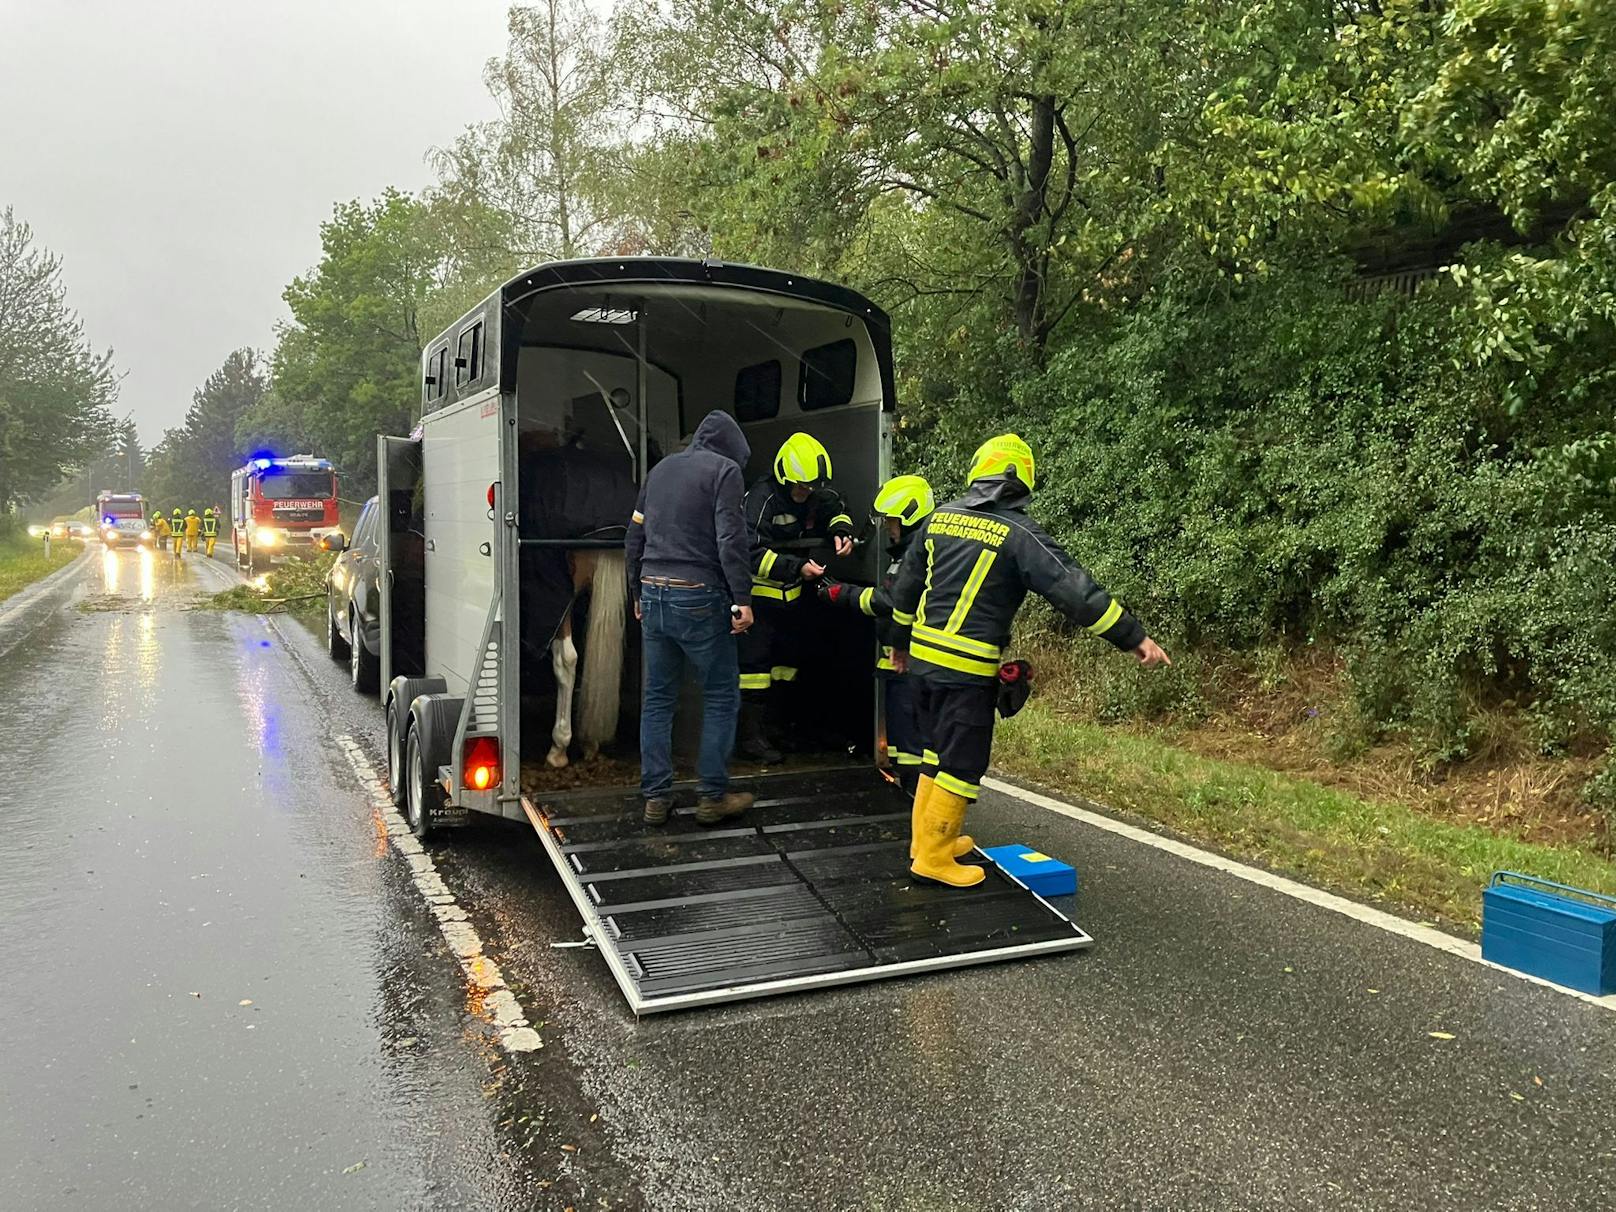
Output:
[94, 490, 150, 547]
[230, 455, 339, 571]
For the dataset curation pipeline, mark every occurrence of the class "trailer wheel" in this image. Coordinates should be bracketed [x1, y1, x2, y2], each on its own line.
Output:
[405, 695, 457, 840]
[349, 607, 379, 693]
[386, 677, 445, 809]
[326, 600, 350, 662]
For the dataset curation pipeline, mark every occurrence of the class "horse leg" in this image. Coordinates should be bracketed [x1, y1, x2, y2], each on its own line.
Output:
[547, 612, 578, 768]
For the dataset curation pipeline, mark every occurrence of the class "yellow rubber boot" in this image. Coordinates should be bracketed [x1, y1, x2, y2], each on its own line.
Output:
[909, 787, 986, 888]
[909, 775, 974, 859]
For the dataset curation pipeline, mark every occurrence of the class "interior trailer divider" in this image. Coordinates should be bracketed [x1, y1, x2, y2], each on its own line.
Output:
[374, 257, 1093, 1011]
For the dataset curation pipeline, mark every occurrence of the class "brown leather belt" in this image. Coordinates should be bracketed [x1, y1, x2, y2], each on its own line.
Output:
[641, 575, 706, 589]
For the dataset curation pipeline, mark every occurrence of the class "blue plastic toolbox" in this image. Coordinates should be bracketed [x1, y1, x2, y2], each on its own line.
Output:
[1480, 872, 1616, 996]
[980, 844, 1077, 898]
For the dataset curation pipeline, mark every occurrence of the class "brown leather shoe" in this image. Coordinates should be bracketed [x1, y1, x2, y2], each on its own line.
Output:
[695, 790, 754, 826]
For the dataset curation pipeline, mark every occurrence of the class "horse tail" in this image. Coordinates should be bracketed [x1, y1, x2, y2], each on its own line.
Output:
[577, 550, 626, 751]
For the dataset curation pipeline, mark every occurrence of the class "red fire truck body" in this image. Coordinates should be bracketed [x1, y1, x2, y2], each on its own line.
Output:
[230, 455, 339, 571]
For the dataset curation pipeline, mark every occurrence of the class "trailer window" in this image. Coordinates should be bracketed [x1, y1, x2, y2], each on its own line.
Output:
[426, 347, 447, 400]
[260, 472, 335, 499]
[734, 360, 781, 422]
[799, 339, 857, 411]
[456, 322, 482, 387]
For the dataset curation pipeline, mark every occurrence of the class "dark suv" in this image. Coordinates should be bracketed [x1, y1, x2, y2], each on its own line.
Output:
[324, 495, 381, 691]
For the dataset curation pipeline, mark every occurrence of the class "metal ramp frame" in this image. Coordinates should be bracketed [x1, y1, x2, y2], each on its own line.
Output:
[522, 767, 1093, 1014]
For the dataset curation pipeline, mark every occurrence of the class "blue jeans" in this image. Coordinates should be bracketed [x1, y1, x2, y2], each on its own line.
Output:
[639, 584, 740, 800]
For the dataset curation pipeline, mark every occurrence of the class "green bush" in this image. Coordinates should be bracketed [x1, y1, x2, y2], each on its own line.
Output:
[900, 258, 1616, 793]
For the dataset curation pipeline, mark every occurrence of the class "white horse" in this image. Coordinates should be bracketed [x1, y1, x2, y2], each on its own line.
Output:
[545, 547, 627, 767]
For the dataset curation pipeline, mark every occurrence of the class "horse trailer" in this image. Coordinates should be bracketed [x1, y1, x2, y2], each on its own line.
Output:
[374, 257, 1091, 1014]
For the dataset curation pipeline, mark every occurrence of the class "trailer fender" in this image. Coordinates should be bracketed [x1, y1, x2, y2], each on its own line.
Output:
[404, 693, 462, 839]
[386, 675, 447, 807]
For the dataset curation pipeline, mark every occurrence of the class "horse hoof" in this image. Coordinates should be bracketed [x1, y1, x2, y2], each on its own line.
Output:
[546, 749, 569, 769]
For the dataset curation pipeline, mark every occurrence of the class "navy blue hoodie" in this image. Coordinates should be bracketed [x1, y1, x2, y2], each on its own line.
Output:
[625, 411, 753, 605]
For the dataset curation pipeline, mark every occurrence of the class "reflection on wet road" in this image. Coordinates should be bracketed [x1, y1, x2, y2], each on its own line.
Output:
[0, 549, 606, 1209]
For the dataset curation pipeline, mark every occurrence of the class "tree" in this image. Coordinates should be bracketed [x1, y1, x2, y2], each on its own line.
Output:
[249, 192, 451, 496]
[0, 207, 118, 516]
[431, 0, 622, 264]
[143, 349, 267, 509]
[633, 0, 1196, 355]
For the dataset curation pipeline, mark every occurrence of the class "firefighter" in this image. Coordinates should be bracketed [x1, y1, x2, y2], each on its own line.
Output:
[170, 508, 185, 562]
[890, 434, 1172, 887]
[818, 474, 934, 793]
[201, 507, 218, 558]
[738, 432, 856, 762]
[152, 511, 170, 552]
[184, 508, 201, 552]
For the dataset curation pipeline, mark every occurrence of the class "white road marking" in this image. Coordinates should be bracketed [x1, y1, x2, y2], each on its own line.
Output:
[984, 774, 1616, 1013]
[335, 734, 543, 1052]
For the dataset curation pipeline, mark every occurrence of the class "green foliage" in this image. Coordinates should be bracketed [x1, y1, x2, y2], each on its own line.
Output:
[143, 349, 266, 512]
[0, 207, 119, 514]
[245, 191, 449, 497]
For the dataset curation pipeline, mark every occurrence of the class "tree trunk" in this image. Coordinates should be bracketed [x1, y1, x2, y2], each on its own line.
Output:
[1011, 95, 1056, 354]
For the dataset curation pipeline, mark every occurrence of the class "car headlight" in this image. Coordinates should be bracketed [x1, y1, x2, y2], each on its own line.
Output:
[27, 525, 43, 537]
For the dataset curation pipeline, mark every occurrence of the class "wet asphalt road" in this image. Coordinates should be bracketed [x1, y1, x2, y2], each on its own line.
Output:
[3, 545, 1616, 1210]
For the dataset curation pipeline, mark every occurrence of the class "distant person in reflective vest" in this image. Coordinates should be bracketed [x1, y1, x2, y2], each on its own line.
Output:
[890, 434, 1172, 888]
[170, 509, 185, 562]
[152, 512, 170, 551]
[201, 508, 218, 557]
[184, 509, 201, 552]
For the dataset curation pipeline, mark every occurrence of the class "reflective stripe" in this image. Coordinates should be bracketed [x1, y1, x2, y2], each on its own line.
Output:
[917, 539, 935, 629]
[857, 586, 876, 616]
[910, 641, 999, 678]
[739, 673, 773, 690]
[1088, 598, 1124, 636]
[828, 513, 853, 530]
[758, 550, 778, 579]
[631, 510, 645, 524]
[922, 749, 940, 766]
[912, 622, 1001, 660]
[945, 549, 997, 633]
[934, 771, 981, 800]
[752, 583, 803, 602]
[770, 666, 798, 683]
[876, 655, 899, 672]
[891, 609, 915, 626]
[890, 750, 924, 766]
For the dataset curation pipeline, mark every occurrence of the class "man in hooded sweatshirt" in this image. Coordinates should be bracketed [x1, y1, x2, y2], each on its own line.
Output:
[625, 410, 757, 827]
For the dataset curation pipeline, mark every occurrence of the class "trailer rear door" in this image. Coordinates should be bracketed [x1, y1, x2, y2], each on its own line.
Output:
[525, 768, 1091, 1014]
[376, 434, 425, 690]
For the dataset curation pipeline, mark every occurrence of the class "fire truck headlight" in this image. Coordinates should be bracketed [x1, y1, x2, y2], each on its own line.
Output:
[257, 528, 280, 547]
[140, 530, 152, 542]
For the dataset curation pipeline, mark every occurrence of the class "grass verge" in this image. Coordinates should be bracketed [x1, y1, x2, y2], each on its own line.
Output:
[994, 702, 1616, 932]
[0, 532, 80, 605]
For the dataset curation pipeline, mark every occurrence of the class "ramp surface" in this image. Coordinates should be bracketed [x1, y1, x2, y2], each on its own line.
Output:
[524, 768, 1092, 1013]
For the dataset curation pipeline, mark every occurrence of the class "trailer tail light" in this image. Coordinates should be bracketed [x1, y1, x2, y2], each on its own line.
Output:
[487, 482, 497, 509]
[464, 736, 501, 791]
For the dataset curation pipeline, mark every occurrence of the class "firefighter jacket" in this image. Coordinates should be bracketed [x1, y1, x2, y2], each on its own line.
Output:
[743, 480, 855, 604]
[890, 477, 1145, 685]
[185, 514, 201, 538]
[153, 517, 170, 538]
[201, 514, 218, 537]
[820, 528, 918, 675]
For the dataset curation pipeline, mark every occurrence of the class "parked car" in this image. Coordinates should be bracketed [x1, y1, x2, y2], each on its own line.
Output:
[323, 495, 381, 692]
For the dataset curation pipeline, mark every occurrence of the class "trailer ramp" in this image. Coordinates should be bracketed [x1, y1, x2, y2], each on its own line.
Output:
[523, 768, 1092, 1014]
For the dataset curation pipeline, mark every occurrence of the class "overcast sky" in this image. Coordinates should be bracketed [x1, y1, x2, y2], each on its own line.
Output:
[0, 0, 514, 445]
